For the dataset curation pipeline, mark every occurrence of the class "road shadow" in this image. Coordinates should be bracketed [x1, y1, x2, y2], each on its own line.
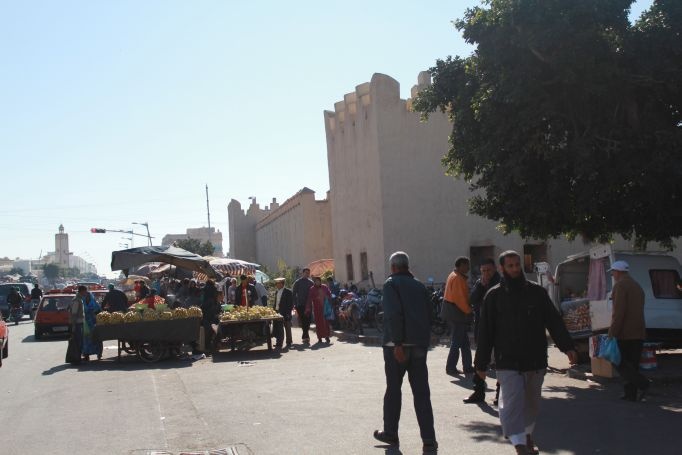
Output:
[23, 334, 68, 343]
[42, 356, 195, 374]
[210, 348, 282, 363]
[310, 341, 332, 350]
[458, 382, 682, 454]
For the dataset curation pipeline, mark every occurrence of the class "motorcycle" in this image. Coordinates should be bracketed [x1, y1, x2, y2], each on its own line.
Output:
[10, 305, 23, 325]
[429, 289, 449, 336]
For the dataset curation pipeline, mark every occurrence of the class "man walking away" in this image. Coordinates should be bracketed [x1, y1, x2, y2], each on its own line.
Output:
[475, 251, 577, 455]
[272, 277, 293, 349]
[374, 251, 437, 453]
[608, 260, 650, 401]
[292, 268, 313, 343]
[442, 256, 474, 375]
[464, 258, 500, 403]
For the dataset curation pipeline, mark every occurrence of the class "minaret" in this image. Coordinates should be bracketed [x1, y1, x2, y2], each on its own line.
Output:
[55, 224, 70, 268]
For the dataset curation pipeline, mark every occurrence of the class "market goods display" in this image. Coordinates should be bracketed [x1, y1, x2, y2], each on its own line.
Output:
[96, 311, 112, 325]
[142, 308, 159, 321]
[220, 306, 280, 322]
[187, 306, 203, 318]
[159, 311, 173, 320]
[124, 311, 142, 323]
[172, 308, 188, 319]
[110, 311, 125, 324]
[561, 300, 591, 333]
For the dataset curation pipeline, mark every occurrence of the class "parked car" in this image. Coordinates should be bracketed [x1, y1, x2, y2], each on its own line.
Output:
[0, 283, 32, 319]
[0, 318, 8, 366]
[34, 294, 73, 340]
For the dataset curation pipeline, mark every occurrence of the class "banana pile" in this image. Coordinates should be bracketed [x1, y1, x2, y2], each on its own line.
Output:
[159, 311, 173, 320]
[172, 308, 188, 319]
[96, 311, 112, 324]
[187, 306, 203, 318]
[124, 311, 142, 323]
[110, 312, 125, 324]
[220, 306, 280, 322]
[142, 308, 159, 321]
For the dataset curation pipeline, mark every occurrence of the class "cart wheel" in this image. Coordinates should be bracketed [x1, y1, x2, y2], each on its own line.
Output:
[137, 342, 165, 363]
[121, 341, 137, 355]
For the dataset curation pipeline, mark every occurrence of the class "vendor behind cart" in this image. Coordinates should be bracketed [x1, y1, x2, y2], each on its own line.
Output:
[235, 275, 258, 307]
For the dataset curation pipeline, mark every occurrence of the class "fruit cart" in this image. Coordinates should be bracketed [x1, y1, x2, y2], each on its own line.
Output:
[93, 307, 202, 363]
[216, 306, 283, 352]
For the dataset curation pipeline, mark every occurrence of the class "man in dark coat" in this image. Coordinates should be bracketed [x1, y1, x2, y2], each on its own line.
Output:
[292, 268, 313, 343]
[475, 251, 577, 455]
[102, 284, 130, 312]
[271, 277, 294, 349]
[373, 251, 437, 453]
[234, 275, 258, 307]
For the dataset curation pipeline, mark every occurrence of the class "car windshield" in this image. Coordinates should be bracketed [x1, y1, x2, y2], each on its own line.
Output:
[41, 297, 72, 311]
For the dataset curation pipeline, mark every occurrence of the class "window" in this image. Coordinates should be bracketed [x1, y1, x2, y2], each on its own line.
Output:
[346, 254, 354, 281]
[649, 269, 682, 299]
[360, 252, 369, 281]
[523, 243, 548, 273]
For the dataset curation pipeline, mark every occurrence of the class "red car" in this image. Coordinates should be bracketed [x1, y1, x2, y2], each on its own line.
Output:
[0, 318, 8, 366]
[34, 294, 73, 340]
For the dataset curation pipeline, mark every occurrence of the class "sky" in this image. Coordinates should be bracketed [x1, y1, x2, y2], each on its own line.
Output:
[0, 0, 654, 277]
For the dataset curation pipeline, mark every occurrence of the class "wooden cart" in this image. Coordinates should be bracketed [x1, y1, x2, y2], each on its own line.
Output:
[216, 316, 283, 352]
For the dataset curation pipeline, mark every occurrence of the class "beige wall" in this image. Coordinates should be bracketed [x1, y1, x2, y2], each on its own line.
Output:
[255, 188, 333, 272]
[228, 199, 272, 262]
[162, 227, 224, 256]
[324, 72, 682, 287]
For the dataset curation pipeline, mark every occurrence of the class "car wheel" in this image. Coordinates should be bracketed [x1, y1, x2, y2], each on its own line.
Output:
[34, 330, 43, 340]
[3, 340, 8, 358]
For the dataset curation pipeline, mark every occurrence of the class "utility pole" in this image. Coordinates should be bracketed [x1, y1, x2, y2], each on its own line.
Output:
[206, 184, 212, 247]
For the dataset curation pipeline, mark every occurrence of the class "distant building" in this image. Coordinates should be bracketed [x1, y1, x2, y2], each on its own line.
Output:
[162, 227, 224, 257]
[227, 189, 333, 272]
[55, 224, 69, 269]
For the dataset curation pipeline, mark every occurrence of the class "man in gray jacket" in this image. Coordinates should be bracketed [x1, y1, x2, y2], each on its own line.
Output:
[373, 251, 437, 453]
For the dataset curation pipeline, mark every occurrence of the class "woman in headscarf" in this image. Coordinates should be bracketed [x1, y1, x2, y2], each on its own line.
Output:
[81, 289, 103, 361]
[306, 276, 332, 344]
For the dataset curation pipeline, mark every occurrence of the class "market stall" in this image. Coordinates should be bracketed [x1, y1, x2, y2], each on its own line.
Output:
[215, 306, 283, 352]
[93, 306, 202, 362]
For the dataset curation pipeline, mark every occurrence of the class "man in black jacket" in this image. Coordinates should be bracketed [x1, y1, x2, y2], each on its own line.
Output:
[102, 284, 130, 313]
[292, 268, 313, 343]
[373, 251, 437, 453]
[475, 251, 577, 455]
[271, 277, 294, 349]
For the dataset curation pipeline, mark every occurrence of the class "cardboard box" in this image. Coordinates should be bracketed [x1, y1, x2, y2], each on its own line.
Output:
[589, 299, 612, 331]
[591, 356, 619, 378]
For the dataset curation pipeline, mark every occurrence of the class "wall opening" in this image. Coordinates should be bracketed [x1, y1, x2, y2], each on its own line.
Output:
[360, 252, 369, 281]
[523, 243, 548, 273]
[346, 254, 354, 281]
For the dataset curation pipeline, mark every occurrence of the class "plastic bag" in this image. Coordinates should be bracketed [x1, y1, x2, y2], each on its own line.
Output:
[323, 297, 334, 321]
[598, 337, 621, 365]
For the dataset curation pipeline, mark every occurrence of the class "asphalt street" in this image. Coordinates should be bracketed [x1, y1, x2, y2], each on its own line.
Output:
[1, 317, 681, 455]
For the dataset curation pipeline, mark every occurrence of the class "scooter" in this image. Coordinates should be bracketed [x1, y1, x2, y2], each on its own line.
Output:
[10, 305, 23, 325]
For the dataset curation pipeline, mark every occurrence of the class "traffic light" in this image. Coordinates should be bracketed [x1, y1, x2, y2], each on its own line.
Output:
[90, 228, 106, 233]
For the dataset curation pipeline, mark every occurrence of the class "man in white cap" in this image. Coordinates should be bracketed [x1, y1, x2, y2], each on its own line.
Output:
[608, 260, 649, 401]
[272, 277, 293, 349]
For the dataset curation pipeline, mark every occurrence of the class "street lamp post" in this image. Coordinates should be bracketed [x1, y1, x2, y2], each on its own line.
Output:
[132, 222, 152, 246]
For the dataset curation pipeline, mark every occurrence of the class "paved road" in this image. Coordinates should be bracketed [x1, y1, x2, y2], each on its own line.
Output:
[1, 317, 680, 455]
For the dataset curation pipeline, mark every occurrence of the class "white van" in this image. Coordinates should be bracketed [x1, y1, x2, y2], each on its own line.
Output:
[538, 245, 682, 347]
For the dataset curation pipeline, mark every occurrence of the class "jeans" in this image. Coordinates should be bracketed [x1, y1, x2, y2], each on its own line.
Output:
[446, 322, 473, 372]
[382, 346, 436, 443]
[616, 339, 649, 398]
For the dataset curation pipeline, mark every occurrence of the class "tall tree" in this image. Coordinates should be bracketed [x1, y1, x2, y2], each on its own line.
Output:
[413, 0, 682, 248]
[174, 238, 215, 256]
[42, 263, 60, 285]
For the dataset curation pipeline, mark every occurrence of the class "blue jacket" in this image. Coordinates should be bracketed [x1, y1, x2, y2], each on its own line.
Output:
[382, 272, 432, 347]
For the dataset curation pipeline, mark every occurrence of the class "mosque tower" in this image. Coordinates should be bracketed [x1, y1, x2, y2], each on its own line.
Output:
[55, 224, 70, 268]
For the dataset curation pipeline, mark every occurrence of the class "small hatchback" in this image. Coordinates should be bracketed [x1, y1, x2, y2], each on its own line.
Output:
[34, 294, 73, 340]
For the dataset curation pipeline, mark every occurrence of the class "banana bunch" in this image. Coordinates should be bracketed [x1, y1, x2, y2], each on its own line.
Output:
[172, 308, 188, 319]
[159, 311, 173, 320]
[124, 311, 142, 323]
[187, 306, 203, 318]
[96, 311, 112, 325]
[109, 312, 125, 324]
[220, 306, 280, 322]
[142, 308, 159, 321]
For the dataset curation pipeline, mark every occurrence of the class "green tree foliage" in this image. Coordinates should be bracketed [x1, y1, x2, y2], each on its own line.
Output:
[42, 263, 60, 284]
[174, 238, 215, 256]
[413, 0, 682, 248]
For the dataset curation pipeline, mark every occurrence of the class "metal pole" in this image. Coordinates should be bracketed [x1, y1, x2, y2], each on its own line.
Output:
[206, 184, 212, 245]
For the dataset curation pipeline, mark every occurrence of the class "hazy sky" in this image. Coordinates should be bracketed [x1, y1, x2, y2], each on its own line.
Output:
[0, 1, 653, 277]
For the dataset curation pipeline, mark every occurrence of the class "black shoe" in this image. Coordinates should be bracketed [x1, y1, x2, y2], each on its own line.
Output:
[373, 430, 399, 446]
[463, 391, 485, 404]
[325, 337, 330, 343]
[446, 369, 461, 376]
[423, 441, 438, 453]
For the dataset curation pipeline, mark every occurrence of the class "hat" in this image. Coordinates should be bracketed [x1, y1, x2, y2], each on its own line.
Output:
[608, 260, 629, 272]
[108, 284, 115, 290]
[274, 277, 286, 282]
